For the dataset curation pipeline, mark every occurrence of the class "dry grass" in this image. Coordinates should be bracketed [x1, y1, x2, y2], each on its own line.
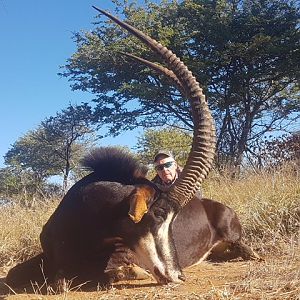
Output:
[0, 167, 299, 299]
[0, 200, 58, 272]
[204, 166, 300, 254]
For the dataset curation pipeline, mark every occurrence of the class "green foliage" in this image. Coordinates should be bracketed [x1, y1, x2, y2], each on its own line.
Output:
[0, 166, 60, 203]
[63, 0, 186, 133]
[0, 166, 26, 196]
[5, 129, 61, 179]
[40, 103, 95, 177]
[178, 0, 300, 168]
[136, 127, 192, 166]
[61, 0, 300, 170]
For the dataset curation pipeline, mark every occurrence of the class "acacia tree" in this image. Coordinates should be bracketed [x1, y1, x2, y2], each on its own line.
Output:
[2, 133, 63, 201]
[5, 104, 95, 193]
[4, 129, 60, 196]
[61, 0, 300, 172]
[40, 103, 95, 191]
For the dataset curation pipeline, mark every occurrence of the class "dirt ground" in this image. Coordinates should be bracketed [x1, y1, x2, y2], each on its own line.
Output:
[1, 254, 299, 300]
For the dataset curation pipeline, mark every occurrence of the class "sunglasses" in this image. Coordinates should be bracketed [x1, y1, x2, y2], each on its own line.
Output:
[155, 161, 175, 171]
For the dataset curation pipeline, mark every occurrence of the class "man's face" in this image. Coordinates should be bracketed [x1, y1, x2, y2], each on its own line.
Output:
[154, 156, 178, 185]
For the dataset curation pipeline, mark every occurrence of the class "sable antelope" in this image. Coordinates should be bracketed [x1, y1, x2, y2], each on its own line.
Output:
[5, 7, 258, 291]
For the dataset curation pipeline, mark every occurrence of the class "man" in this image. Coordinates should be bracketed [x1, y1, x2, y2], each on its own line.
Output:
[152, 150, 182, 187]
[152, 150, 202, 198]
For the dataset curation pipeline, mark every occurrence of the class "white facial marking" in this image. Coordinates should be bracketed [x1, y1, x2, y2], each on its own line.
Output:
[133, 211, 182, 283]
[157, 212, 174, 263]
[134, 233, 164, 275]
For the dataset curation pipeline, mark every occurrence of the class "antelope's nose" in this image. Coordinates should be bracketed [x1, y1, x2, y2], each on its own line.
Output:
[178, 273, 186, 282]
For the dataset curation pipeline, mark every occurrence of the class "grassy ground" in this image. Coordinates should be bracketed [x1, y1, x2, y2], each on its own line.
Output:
[0, 166, 299, 299]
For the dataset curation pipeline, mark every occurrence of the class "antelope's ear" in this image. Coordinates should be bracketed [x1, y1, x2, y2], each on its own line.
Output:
[128, 185, 156, 223]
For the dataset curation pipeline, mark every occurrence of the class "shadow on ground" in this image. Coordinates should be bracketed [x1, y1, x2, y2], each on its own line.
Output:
[0, 276, 9, 299]
[0, 274, 159, 298]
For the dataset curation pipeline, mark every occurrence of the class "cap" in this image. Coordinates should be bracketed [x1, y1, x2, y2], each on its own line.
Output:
[153, 150, 174, 163]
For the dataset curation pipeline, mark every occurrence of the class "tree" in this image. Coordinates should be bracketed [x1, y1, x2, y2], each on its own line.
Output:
[0, 166, 25, 198]
[0, 165, 61, 204]
[4, 129, 59, 185]
[136, 127, 192, 166]
[40, 103, 95, 191]
[250, 131, 300, 169]
[60, 0, 300, 172]
[180, 0, 300, 171]
[5, 104, 95, 193]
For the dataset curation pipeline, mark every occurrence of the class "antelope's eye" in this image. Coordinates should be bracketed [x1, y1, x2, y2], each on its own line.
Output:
[154, 208, 167, 220]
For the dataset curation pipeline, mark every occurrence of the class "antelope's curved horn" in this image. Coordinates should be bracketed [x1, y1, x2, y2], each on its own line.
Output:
[118, 52, 185, 94]
[93, 6, 216, 207]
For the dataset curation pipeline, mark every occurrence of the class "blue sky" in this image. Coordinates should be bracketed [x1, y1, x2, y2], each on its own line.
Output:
[0, 0, 143, 168]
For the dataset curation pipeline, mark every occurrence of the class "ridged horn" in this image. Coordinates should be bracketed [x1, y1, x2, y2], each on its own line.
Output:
[93, 6, 216, 207]
[118, 51, 186, 95]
